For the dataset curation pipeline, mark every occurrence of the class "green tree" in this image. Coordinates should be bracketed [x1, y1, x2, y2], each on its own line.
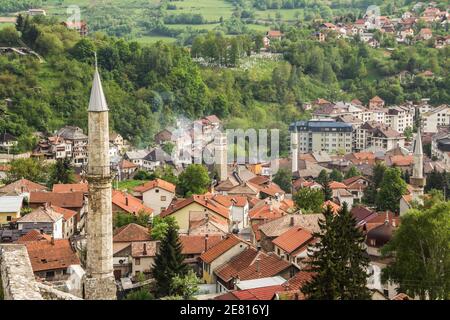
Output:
[344, 166, 361, 179]
[363, 163, 386, 206]
[150, 216, 178, 241]
[5, 158, 48, 184]
[273, 168, 292, 193]
[293, 188, 325, 213]
[330, 169, 343, 182]
[125, 287, 154, 300]
[376, 167, 408, 213]
[316, 169, 329, 186]
[0, 26, 20, 46]
[303, 203, 371, 300]
[47, 158, 75, 188]
[152, 222, 188, 297]
[170, 270, 200, 299]
[322, 179, 333, 202]
[381, 200, 450, 300]
[177, 164, 210, 196]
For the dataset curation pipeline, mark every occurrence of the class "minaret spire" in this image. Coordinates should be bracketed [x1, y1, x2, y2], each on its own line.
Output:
[409, 126, 426, 207]
[88, 52, 108, 112]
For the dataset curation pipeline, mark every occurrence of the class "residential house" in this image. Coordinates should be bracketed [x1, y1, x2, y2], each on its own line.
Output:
[117, 159, 138, 180]
[418, 28, 433, 41]
[56, 126, 88, 166]
[62, 21, 88, 36]
[52, 183, 88, 194]
[369, 96, 385, 109]
[263, 30, 283, 48]
[200, 235, 250, 284]
[112, 223, 152, 279]
[0, 132, 18, 151]
[272, 227, 315, 269]
[17, 205, 64, 239]
[0, 195, 23, 225]
[112, 190, 153, 217]
[133, 178, 176, 216]
[24, 238, 80, 281]
[161, 194, 231, 233]
[422, 105, 450, 133]
[213, 247, 294, 293]
[27, 9, 46, 16]
[0, 178, 47, 197]
[124, 150, 149, 168]
[180, 234, 223, 275]
[130, 241, 159, 278]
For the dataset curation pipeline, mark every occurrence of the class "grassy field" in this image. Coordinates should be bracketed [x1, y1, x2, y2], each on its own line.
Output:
[0, 22, 14, 30]
[115, 179, 148, 191]
[168, 0, 233, 21]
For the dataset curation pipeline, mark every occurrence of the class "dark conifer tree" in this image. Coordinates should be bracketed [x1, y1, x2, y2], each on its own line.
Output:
[152, 223, 188, 297]
[322, 179, 333, 201]
[303, 203, 371, 300]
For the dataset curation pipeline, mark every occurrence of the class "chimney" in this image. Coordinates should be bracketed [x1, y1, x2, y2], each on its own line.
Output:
[142, 243, 147, 256]
[204, 234, 209, 252]
[256, 257, 261, 273]
[290, 216, 294, 226]
[40, 229, 44, 234]
[125, 196, 129, 206]
[51, 236, 55, 245]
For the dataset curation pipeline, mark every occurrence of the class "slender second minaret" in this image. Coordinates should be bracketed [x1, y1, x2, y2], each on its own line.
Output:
[84, 55, 117, 300]
[291, 126, 298, 174]
[410, 127, 426, 204]
[215, 132, 228, 182]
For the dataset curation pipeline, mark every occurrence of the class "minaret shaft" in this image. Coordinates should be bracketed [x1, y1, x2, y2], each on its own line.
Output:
[84, 62, 117, 300]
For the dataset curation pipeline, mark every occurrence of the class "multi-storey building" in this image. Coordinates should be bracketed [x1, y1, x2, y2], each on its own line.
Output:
[385, 106, 414, 133]
[422, 105, 450, 133]
[290, 120, 353, 154]
[358, 122, 405, 151]
[56, 126, 89, 166]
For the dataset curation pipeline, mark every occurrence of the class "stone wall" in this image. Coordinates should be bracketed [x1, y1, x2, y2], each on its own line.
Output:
[0, 244, 82, 300]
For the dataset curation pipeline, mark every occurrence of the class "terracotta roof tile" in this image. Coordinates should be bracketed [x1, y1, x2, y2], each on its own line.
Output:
[113, 223, 151, 242]
[112, 190, 153, 215]
[25, 239, 80, 272]
[17, 229, 52, 243]
[0, 179, 47, 194]
[51, 205, 77, 221]
[179, 235, 223, 255]
[161, 194, 230, 219]
[200, 235, 245, 264]
[283, 271, 314, 290]
[230, 285, 285, 300]
[52, 183, 88, 193]
[133, 178, 176, 194]
[272, 227, 313, 254]
[214, 248, 291, 282]
[29, 191, 84, 209]
[329, 181, 348, 189]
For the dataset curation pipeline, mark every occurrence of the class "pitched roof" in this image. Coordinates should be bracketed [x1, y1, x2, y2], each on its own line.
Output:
[329, 181, 348, 189]
[0, 195, 23, 213]
[17, 229, 52, 243]
[351, 205, 377, 225]
[161, 194, 230, 219]
[112, 190, 153, 215]
[323, 200, 341, 214]
[249, 203, 284, 221]
[133, 178, 176, 194]
[214, 248, 291, 282]
[113, 223, 151, 242]
[179, 234, 223, 255]
[370, 96, 385, 103]
[52, 183, 88, 193]
[17, 206, 63, 223]
[258, 214, 323, 238]
[0, 179, 47, 194]
[224, 285, 285, 300]
[200, 235, 245, 263]
[283, 271, 314, 291]
[51, 205, 77, 221]
[119, 159, 138, 170]
[25, 239, 80, 272]
[88, 65, 108, 112]
[29, 191, 84, 208]
[272, 227, 313, 254]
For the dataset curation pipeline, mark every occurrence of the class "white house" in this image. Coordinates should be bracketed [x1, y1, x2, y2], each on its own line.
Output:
[132, 178, 176, 216]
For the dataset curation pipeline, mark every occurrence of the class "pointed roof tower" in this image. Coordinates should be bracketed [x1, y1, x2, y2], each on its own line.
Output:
[88, 53, 108, 112]
[413, 127, 423, 156]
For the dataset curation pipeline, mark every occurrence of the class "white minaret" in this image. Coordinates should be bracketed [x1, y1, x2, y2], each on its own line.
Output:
[291, 126, 298, 174]
[84, 55, 117, 300]
[410, 127, 425, 204]
[215, 132, 227, 182]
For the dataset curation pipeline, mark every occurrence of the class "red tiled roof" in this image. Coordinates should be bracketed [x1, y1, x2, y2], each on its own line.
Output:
[200, 235, 244, 264]
[179, 235, 223, 255]
[323, 200, 341, 214]
[17, 229, 52, 243]
[29, 191, 84, 209]
[343, 175, 367, 186]
[231, 285, 285, 300]
[267, 30, 283, 37]
[113, 223, 151, 243]
[249, 204, 284, 221]
[119, 159, 138, 170]
[390, 155, 414, 166]
[329, 181, 348, 189]
[283, 271, 314, 290]
[161, 194, 230, 219]
[211, 194, 247, 208]
[272, 227, 313, 254]
[52, 183, 88, 193]
[0, 179, 47, 194]
[248, 176, 270, 186]
[215, 247, 291, 282]
[258, 182, 285, 197]
[25, 239, 80, 272]
[112, 190, 153, 215]
[51, 205, 77, 221]
[370, 96, 384, 103]
[133, 178, 176, 194]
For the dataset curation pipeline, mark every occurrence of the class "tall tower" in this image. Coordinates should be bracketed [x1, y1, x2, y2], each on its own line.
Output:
[84, 56, 117, 300]
[410, 127, 426, 204]
[291, 126, 298, 174]
[215, 132, 227, 182]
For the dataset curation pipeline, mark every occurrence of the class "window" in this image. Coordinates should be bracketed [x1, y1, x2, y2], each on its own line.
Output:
[46, 271, 55, 279]
[160, 196, 166, 201]
[135, 258, 141, 265]
[155, 189, 160, 193]
[6, 216, 12, 221]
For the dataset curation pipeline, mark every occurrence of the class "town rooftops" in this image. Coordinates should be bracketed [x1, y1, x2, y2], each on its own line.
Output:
[113, 223, 151, 243]
[272, 227, 313, 254]
[17, 229, 52, 243]
[17, 206, 63, 223]
[118, 159, 138, 170]
[52, 183, 88, 193]
[161, 194, 230, 219]
[266, 30, 283, 37]
[258, 214, 323, 238]
[29, 191, 84, 209]
[0, 132, 17, 143]
[112, 190, 153, 215]
[0, 179, 47, 194]
[51, 205, 78, 221]
[56, 126, 87, 140]
[0, 195, 23, 213]
[216, 285, 284, 300]
[290, 120, 353, 132]
[214, 247, 291, 283]
[200, 234, 246, 264]
[179, 234, 224, 255]
[125, 150, 149, 160]
[133, 178, 176, 194]
[25, 239, 80, 272]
